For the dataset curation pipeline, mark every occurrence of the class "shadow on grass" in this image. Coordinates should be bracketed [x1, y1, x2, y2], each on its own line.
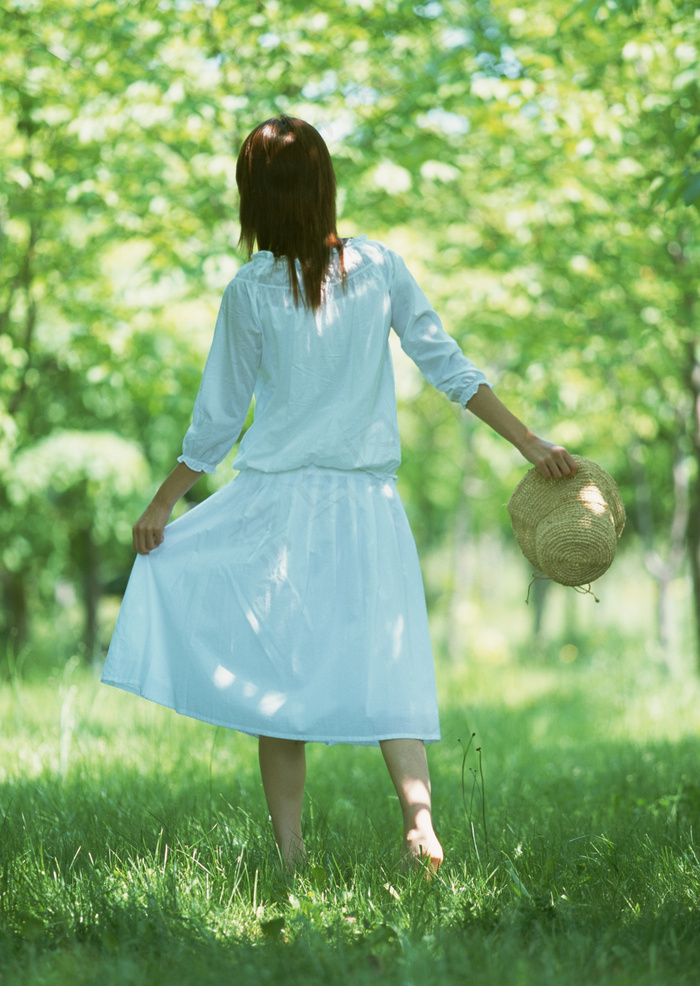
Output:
[436, 678, 700, 859]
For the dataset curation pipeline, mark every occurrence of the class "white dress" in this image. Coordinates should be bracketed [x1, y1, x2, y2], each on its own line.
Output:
[101, 239, 490, 745]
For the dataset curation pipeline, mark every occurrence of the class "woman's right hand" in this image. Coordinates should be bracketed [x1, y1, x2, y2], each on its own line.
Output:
[132, 500, 173, 555]
[131, 463, 203, 554]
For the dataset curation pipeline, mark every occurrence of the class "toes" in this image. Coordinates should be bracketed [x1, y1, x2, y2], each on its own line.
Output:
[401, 838, 444, 877]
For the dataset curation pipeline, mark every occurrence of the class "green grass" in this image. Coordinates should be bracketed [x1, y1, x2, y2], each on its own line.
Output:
[1, 621, 700, 985]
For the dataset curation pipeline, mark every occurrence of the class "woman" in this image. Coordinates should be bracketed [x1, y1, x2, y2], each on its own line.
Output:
[102, 116, 576, 870]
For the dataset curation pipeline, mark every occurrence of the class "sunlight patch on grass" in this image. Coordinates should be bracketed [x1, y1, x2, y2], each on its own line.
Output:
[1, 613, 700, 985]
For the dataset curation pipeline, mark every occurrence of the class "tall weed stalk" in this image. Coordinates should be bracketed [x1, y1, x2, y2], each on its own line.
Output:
[459, 729, 488, 868]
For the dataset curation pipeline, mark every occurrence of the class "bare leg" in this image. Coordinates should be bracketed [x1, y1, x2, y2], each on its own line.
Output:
[380, 738, 443, 872]
[258, 736, 307, 867]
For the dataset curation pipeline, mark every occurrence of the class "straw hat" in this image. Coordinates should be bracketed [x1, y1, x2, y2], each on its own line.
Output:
[507, 455, 625, 587]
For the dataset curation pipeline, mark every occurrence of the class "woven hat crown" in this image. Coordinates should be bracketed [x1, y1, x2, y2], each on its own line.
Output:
[507, 456, 625, 587]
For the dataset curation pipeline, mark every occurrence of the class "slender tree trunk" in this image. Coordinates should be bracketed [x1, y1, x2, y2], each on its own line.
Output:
[529, 575, 550, 644]
[1, 569, 28, 656]
[671, 230, 699, 673]
[447, 419, 471, 662]
[447, 484, 473, 662]
[631, 439, 689, 662]
[81, 528, 101, 666]
[685, 335, 700, 671]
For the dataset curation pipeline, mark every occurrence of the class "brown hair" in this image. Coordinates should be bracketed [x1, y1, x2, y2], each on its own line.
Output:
[236, 116, 345, 311]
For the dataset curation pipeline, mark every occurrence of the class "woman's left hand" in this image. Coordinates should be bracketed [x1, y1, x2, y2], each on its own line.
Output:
[464, 387, 578, 480]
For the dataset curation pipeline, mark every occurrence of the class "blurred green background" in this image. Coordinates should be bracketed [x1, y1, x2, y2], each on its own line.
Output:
[1, 0, 700, 676]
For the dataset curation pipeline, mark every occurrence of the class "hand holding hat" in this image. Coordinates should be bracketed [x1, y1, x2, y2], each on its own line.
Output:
[507, 456, 625, 589]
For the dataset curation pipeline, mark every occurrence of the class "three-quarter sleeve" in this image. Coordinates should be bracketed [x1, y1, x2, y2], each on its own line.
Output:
[387, 248, 490, 406]
[178, 277, 262, 473]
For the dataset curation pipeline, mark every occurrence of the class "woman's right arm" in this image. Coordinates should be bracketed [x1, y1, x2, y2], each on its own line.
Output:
[132, 462, 203, 555]
[178, 276, 262, 474]
[132, 277, 263, 556]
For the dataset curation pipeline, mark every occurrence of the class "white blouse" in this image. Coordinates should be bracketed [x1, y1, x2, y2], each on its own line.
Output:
[178, 237, 490, 478]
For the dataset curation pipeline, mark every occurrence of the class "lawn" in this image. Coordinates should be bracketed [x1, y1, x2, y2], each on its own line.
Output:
[1, 577, 699, 986]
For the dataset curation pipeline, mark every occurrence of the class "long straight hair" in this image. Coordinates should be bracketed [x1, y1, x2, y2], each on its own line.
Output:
[236, 116, 345, 311]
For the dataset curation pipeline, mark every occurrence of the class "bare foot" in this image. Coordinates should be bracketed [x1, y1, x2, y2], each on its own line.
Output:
[402, 828, 444, 876]
[279, 838, 307, 872]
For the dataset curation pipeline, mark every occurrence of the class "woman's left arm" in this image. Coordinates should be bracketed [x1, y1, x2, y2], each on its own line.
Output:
[465, 384, 577, 479]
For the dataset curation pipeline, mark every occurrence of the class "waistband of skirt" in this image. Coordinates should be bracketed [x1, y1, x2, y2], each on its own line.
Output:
[236, 465, 399, 484]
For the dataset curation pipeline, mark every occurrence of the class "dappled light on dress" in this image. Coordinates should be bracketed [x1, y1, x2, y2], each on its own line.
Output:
[213, 665, 235, 690]
[271, 546, 289, 585]
[246, 609, 261, 634]
[391, 615, 405, 661]
[258, 691, 287, 716]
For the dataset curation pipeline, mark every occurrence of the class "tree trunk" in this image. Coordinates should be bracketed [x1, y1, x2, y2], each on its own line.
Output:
[631, 439, 689, 665]
[672, 228, 699, 672]
[80, 528, 101, 666]
[686, 336, 700, 672]
[447, 484, 473, 663]
[529, 575, 550, 644]
[447, 419, 478, 663]
[1, 569, 28, 659]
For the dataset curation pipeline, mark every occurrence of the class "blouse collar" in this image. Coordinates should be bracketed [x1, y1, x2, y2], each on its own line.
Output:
[251, 235, 367, 263]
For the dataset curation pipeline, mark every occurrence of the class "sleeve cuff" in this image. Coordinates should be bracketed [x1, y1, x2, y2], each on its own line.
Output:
[177, 453, 218, 475]
[461, 378, 492, 407]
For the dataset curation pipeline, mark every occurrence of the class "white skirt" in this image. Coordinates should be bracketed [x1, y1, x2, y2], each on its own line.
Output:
[101, 467, 440, 746]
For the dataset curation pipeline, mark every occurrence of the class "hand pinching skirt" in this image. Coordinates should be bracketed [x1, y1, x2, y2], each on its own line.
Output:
[101, 466, 440, 746]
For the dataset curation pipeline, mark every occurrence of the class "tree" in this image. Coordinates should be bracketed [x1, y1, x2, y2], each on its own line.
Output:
[2, 0, 699, 668]
[0, 0, 526, 658]
[9, 432, 149, 662]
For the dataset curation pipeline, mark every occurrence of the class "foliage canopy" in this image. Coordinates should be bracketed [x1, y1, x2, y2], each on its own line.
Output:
[1, 0, 699, 661]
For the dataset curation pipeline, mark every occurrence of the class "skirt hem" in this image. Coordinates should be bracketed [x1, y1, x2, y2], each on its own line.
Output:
[101, 677, 441, 747]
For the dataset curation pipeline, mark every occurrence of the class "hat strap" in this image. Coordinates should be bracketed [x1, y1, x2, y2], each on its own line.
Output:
[525, 573, 600, 605]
